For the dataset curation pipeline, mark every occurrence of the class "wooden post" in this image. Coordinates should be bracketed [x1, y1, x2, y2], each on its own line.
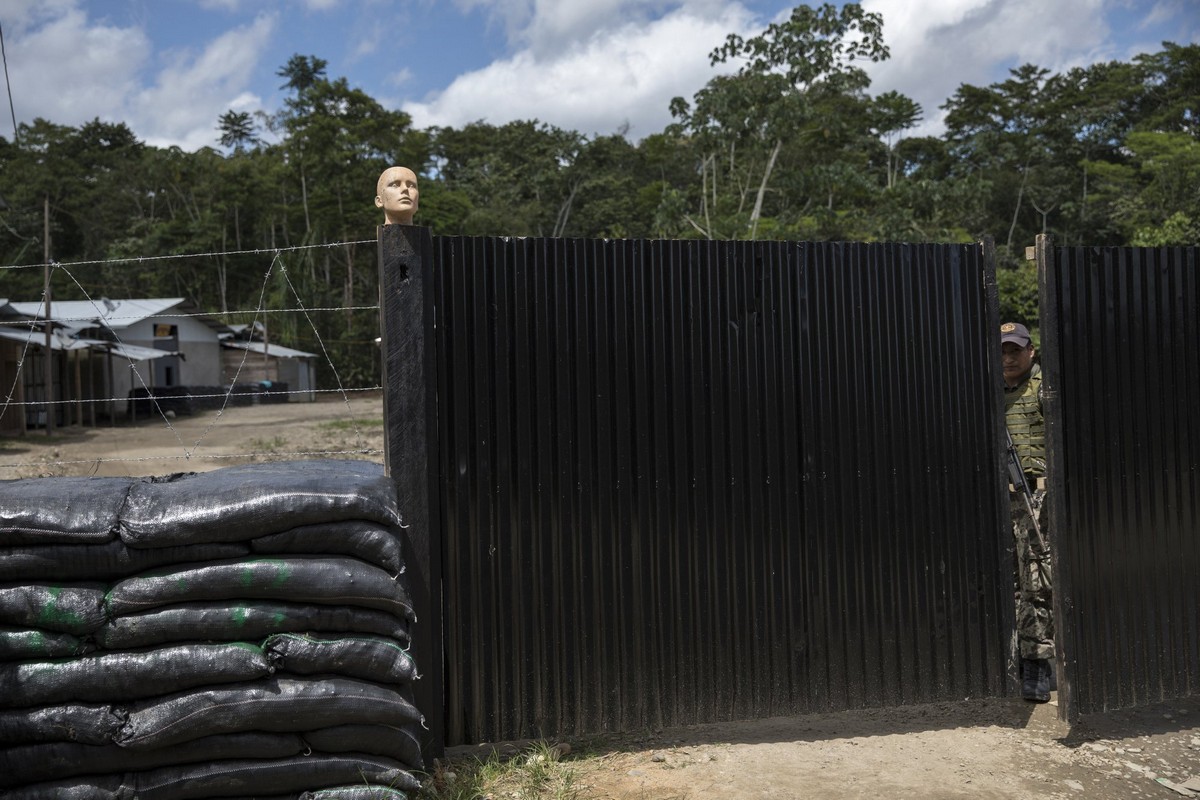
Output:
[377, 223, 444, 762]
[43, 196, 53, 436]
[15, 356, 25, 435]
[73, 349, 83, 426]
[88, 352, 96, 428]
[107, 348, 115, 427]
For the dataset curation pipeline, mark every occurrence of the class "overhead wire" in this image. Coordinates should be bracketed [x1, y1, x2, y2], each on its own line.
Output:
[0, 240, 387, 474]
[0, 21, 17, 145]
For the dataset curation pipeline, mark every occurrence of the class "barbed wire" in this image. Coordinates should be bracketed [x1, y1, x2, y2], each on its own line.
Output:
[0, 241, 388, 474]
[0, 449, 385, 471]
[0, 306, 381, 327]
[0, 240, 378, 271]
[2, 386, 382, 408]
[274, 259, 366, 452]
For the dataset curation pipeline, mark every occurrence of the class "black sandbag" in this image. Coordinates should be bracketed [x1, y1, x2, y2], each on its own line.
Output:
[0, 642, 272, 709]
[0, 731, 306, 789]
[251, 520, 405, 576]
[264, 633, 418, 685]
[0, 774, 125, 800]
[0, 476, 132, 545]
[117, 460, 402, 548]
[0, 541, 251, 583]
[106, 557, 415, 621]
[0, 584, 108, 635]
[117, 676, 423, 750]
[129, 753, 419, 799]
[302, 723, 424, 771]
[301, 787, 412, 800]
[96, 601, 410, 651]
[0, 703, 125, 745]
[0, 627, 93, 661]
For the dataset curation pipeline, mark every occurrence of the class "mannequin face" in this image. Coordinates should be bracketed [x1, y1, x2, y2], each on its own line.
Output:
[375, 167, 420, 224]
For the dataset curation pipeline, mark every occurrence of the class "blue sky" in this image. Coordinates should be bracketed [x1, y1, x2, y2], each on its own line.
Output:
[1, 0, 1196, 152]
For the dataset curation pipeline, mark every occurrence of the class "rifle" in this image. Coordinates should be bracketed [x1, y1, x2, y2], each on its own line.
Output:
[1005, 427, 1047, 552]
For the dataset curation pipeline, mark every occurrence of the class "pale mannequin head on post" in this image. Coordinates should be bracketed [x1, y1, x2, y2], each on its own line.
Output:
[375, 166, 420, 225]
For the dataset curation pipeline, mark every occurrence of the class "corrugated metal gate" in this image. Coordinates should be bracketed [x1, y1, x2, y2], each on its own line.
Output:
[1040, 241, 1200, 719]
[428, 237, 1012, 745]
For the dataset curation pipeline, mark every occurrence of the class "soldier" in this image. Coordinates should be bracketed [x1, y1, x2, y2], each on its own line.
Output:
[1001, 321, 1053, 702]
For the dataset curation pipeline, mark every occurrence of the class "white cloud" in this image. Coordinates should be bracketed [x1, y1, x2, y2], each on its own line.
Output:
[403, 3, 758, 140]
[450, 0, 739, 55]
[197, 0, 242, 11]
[4, 6, 150, 134]
[862, 0, 1115, 135]
[128, 14, 277, 151]
[0, 0, 80, 32]
[386, 68, 416, 90]
[2, 3, 277, 151]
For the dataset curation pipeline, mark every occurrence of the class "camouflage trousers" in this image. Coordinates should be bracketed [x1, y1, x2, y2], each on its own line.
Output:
[1011, 488, 1054, 660]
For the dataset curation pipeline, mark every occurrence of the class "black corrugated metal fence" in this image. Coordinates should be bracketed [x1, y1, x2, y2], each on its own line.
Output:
[428, 237, 1011, 745]
[1042, 242, 1199, 718]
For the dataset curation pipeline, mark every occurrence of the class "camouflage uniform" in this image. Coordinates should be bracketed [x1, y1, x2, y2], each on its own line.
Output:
[1004, 362, 1054, 661]
[1010, 485, 1053, 659]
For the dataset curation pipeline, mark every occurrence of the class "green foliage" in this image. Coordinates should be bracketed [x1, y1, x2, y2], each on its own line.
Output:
[669, 3, 895, 240]
[319, 418, 384, 431]
[1, 10, 1196, 383]
[995, 261, 1040, 328]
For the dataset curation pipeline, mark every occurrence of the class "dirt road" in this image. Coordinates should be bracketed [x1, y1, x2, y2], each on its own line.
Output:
[3, 398, 1197, 799]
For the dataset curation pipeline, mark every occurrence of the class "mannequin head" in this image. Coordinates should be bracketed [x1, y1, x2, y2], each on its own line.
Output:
[375, 166, 420, 225]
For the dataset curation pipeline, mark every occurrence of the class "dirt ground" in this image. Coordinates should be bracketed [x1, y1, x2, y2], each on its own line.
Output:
[3, 398, 1198, 799]
[0, 391, 388, 479]
[536, 694, 1200, 800]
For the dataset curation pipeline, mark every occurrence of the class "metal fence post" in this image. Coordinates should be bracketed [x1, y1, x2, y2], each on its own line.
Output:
[378, 223, 444, 762]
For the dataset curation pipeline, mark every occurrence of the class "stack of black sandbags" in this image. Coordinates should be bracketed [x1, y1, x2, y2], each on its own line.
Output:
[0, 460, 423, 799]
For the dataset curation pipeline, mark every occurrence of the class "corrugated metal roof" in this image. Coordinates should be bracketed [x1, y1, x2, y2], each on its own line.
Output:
[7, 298, 187, 329]
[0, 329, 179, 361]
[222, 341, 317, 359]
[0, 328, 78, 350]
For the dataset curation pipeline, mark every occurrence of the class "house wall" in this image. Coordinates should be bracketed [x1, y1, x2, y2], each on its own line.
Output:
[221, 349, 317, 402]
[222, 348, 278, 385]
[120, 317, 222, 398]
[276, 358, 315, 401]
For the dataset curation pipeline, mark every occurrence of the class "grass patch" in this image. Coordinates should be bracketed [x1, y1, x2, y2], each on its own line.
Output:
[247, 435, 287, 452]
[419, 740, 581, 800]
[319, 418, 384, 431]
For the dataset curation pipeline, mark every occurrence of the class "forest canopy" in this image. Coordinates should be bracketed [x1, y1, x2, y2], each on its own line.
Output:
[1, 4, 1196, 384]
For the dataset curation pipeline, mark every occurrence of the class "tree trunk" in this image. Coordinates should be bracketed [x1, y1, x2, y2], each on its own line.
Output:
[1006, 164, 1029, 252]
[552, 180, 581, 238]
[749, 139, 782, 241]
[701, 153, 713, 240]
[300, 161, 311, 234]
[218, 228, 229, 315]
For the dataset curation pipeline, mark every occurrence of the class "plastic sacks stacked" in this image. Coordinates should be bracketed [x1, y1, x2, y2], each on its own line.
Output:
[0, 460, 423, 799]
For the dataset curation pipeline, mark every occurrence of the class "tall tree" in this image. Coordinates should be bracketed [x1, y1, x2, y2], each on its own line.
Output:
[217, 110, 259, 153]
[868, 90, 922, 189]
[670, 2, 889, 239]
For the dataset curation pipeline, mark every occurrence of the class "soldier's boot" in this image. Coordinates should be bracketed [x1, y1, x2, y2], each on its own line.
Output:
[1022, 658, 1051, 702]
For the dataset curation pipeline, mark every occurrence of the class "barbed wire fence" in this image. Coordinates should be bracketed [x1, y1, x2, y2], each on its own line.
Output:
[0, 240, 386, 477]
